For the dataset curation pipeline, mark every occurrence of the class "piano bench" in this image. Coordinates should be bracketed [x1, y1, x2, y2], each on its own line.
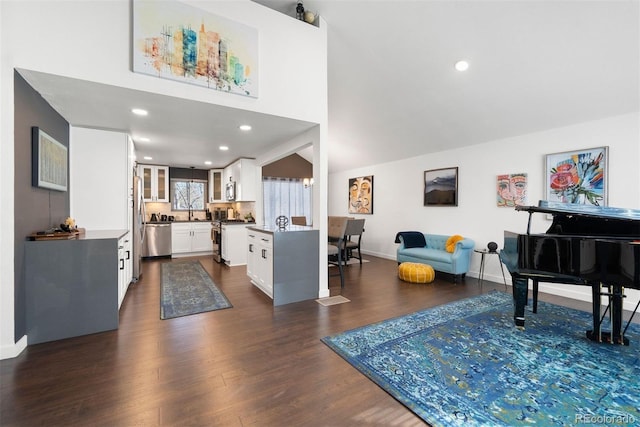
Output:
[398, 262, 435, 284]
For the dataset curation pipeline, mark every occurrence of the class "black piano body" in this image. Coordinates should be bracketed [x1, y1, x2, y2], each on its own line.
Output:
[500, 201, 640, 344]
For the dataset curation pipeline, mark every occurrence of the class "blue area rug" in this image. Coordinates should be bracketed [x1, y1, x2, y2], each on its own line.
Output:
[322, 292, 640, 426]
[161, 260, 232, 319]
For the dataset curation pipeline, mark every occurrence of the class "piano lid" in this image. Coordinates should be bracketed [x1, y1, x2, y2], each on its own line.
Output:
[516, 200, 640, 221]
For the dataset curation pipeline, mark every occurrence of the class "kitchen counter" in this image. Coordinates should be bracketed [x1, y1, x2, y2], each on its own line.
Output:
[80, 229, 129, 240]
[145, 220, 208, 224]
[222, 221, 256, 226]
[247, 224, 313, 234]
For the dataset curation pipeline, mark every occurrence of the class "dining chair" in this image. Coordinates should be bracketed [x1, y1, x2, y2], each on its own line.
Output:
[291, 216, 307, 226]
[327, 216, 348, 288]
[343, 218, 365, 265]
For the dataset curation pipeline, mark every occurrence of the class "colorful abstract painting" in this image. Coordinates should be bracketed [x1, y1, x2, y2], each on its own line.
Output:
[348, 176, 373, 214]
[133, 0, 258, 97]
[545, 147, 608, 206]
[497, 173, 527, 207]
[424, 167, 457, 206]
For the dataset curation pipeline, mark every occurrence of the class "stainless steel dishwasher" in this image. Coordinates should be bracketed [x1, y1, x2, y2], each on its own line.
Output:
[143, 223, 172, 257]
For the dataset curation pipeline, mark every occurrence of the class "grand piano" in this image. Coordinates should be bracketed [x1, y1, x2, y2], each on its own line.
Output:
[500, 200, 640, 345]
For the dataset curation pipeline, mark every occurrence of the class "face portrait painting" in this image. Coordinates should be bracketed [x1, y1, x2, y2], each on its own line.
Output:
[349, 176, 373, 214]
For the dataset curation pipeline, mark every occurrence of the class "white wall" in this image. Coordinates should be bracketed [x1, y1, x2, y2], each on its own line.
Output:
[329, 113, 640, 309]
[1, 1, 328, 358]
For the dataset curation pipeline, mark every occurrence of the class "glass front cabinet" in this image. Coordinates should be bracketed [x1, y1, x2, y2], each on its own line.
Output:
[138, 164, 169, 202]
[208, 169, 224, 203]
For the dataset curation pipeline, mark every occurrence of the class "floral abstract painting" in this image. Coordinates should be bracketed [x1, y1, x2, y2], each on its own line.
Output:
[348, 176, 373, 214]
[545, 147, 608, 206]
[133, 0, 258, 97]
[497, 173, 527, 207]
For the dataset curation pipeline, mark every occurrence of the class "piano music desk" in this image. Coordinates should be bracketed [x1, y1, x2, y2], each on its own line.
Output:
[474, 249, 507, 290]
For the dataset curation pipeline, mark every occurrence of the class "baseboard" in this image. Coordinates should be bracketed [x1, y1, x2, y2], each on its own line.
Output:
[0, 335, 27, 360]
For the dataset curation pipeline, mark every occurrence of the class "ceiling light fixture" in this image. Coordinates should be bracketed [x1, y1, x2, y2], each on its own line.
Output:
[454, 60, 469, 72]
[131, 108, 148, 116]
[138, 137, 150, 142]
[219, 146, 229, 151]
[143, 156, 152, 160]
[239, 124, 252, 131]
[204, 161, 212, 165]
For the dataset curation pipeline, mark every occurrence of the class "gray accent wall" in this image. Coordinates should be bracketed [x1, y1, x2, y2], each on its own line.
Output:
[14, 71, 70, 342]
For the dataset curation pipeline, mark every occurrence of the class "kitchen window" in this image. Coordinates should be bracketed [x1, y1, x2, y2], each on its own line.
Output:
[171, 179, 207, 211]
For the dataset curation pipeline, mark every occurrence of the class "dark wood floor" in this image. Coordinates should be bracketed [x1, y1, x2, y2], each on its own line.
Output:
[1, 255, 595, 426]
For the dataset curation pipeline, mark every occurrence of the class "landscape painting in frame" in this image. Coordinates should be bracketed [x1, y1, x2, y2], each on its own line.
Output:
[545, 146, 608, 206]
[424, 167, 457, 206]
[348, 176, 373, 214]
[497, 173, 528, 207]
[133, 0, 258, 97]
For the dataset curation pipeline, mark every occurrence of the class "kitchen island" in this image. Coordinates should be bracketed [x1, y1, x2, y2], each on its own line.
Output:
[24, 229, 130, 344]
[246, 225, 319, 306]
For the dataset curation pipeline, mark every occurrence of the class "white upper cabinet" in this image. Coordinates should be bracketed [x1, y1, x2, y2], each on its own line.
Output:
[208, 169, 224, 203]
[70, 127, 133, 231]
[224, 158, 257, 202]
[138, 164, 169, 202]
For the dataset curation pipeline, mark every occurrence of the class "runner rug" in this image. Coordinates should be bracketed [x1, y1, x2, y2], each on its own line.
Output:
[161, 260, 232, 319]
[322, 291, 640, 426]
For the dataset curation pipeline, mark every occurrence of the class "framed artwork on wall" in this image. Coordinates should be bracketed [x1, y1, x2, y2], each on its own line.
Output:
[348, 175, 373, 214]
[32, 127, 67, 192]
[133, 0, 259, 98]
[497, 173, 528, 207]
[545, 146, 608, 206]
[424, 167, 457, 206]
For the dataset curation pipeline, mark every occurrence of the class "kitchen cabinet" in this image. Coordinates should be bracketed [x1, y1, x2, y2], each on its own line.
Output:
[247, 230, 273, 296]
[224, 158, 257, 201]
[171, 222, 212, 256]
[221, 223, 248, 266]
[24, 230, 129, 345]
[208, 169, 224, 203]
[246, 226, 319, 306]
[118, 233, 132, 308]
[70, 127, 134, 232]
[138, 164, 169, 202]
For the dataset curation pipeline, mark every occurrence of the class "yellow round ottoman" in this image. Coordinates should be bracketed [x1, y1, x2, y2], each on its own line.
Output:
[398, 262, 435, 284]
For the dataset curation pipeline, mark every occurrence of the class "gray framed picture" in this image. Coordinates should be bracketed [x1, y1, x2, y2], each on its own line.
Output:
[32, 127, 67, 192]
[424, 167, 457, 206]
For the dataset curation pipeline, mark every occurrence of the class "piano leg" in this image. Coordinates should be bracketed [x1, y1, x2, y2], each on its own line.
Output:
[586, 283, 630, 345]
[512, 276, 528, 327]
[587, 283, 602, 343]
[611, 284, 626, 345]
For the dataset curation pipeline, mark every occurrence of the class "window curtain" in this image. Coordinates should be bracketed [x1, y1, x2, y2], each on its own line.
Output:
[262, 177, 312, 227]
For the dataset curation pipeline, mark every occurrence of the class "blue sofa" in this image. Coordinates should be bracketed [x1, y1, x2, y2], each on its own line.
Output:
[395, 233, 475, 282]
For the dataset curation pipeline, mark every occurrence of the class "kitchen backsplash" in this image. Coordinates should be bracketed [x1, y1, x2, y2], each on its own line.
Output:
[144, 201, 255, 222]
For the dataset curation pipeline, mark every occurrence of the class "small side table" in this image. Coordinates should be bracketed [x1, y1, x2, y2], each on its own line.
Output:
[475, 249, 508, 290]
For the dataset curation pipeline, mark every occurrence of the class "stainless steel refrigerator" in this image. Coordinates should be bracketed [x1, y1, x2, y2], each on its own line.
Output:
[132, 175, 146, 281]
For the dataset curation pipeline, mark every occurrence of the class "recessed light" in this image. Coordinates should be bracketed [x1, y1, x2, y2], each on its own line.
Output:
[239, 124, 252, 131]
[204, 161, 212, 165]
[219, 146, 229, 151]
[132, 108, 148, 116]
[454, 60, 469, 72]
[143, 156, 153, 160]
[138, 137, 150, 142]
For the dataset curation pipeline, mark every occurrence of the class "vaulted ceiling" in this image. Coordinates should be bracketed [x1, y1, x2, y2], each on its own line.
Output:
[21, 1, 639, 173]
[256, 0, 639, 172]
